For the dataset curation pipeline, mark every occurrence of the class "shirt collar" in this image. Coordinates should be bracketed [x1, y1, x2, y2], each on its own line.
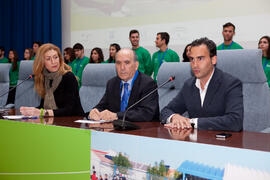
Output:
[121, 72, 137, 85]
[122, 78, 132, 86]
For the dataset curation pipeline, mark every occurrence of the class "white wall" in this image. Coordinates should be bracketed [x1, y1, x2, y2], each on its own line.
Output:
[61, 0, 71, 50]
[62, 0, 270, 60]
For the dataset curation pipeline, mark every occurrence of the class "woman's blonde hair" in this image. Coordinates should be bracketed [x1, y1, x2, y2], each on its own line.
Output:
[33, 43, 71, 98]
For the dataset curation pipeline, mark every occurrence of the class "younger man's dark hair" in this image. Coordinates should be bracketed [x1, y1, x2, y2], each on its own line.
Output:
[73, 43, 84, 50]
[223, 22, 235, 31]
[129, 29, 139, 37]
[190, 37, 217, 58]
[157, 32, 170, 45]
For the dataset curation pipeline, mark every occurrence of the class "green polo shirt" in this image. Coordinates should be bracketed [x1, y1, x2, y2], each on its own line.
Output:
[9, 61, 20, 86]
[151, 49, 180, 81]
[70, 56, 89, 88]
[102, 58, 115, 63]
[133, 47, 152, 76]
[262, 56, 270, 88]
[0, 57, 8, 63]
[217, 41, 243, 50]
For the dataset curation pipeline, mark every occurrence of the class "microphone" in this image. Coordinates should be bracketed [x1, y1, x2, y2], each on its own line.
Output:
[113, 76, 175, 131]
[0, 74, 34, 99]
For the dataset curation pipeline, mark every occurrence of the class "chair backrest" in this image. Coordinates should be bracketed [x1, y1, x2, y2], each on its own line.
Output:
[157, 62, 192, 110]
[157, 49, 270, 132]
[0, 63, 11, 107]
[216, 49, 270, 132]
[79, 63, 116, 112]
[14, 60, 41, 108]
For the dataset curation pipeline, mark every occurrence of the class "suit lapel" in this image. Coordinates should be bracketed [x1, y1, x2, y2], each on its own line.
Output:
[114, 77, 122, 111]
[203, 68, 222, 108]
[191, 78, 203, 111]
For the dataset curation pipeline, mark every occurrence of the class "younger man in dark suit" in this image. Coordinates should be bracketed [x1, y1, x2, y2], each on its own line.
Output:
[88, 48, 159, 122]
[161, 37, 243, 131]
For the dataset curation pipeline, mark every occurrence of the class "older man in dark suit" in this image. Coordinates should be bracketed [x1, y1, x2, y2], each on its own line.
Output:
[161, 37, 243, 131]
[88, 48, 159, 122]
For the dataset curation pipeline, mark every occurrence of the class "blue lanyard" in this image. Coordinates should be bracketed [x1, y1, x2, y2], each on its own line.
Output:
[120, 70, 139, 98]
[158, 48, 168, 67]
[221, 41, 234, 50]
[76, 57, 84, 75]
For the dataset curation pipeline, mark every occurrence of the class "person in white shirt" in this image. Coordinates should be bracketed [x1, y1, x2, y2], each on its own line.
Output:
[161, 37, 243, 132]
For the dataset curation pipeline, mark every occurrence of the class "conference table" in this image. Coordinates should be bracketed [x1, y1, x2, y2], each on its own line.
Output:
[2, 109, 270, 180]
[2, 108, 270, 153]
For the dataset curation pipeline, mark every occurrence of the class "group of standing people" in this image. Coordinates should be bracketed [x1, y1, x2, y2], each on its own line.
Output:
[64, 22, 270, 88]
[64, 43, 121, 88]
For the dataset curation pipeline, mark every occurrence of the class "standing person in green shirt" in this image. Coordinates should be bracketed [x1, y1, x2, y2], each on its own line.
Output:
[89, 47, 104, 63]
[258, 35, 270, 88]
[217, 22, 243, 50]
[70, 43, 89, 88]
[24, 48, 34, 60]
[129, 29, 152, 76]
[182, 43, 192, 62]
[151, 32, 180, 81]
[6, 49, 20, 105]
[64, 47, 75, 66]
[103, 43, 121, 63]
[32, 41, 43, 60]
[0, 46, 8, 63]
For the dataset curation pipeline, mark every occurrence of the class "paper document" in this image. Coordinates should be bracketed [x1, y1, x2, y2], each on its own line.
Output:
[0, 109, 9, 113]
[3, 115, 38, 120]
[75, 120, 113, 124]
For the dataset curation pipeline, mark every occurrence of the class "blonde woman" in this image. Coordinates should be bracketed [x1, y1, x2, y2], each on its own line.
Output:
[20, 43, 84, 117]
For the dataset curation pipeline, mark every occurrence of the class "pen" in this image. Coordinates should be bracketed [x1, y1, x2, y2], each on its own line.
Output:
[22, 116, 39, 119]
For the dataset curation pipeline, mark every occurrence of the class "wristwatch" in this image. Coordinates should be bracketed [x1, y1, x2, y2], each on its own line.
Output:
[190, 118, 195, 128]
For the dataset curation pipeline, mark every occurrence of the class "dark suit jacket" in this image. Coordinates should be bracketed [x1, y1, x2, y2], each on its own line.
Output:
[38, 72, 85, 117]
[94, 72, 160, 122]
[161, 68, 243, 131]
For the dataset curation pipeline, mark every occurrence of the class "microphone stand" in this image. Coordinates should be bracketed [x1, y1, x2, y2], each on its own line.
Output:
[0, 74, 34, 99]
[113, 76, 175, 131]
